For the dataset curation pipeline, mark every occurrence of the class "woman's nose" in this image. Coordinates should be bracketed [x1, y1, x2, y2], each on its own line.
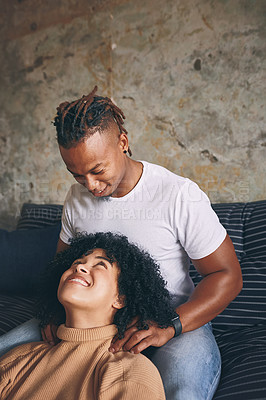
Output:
[75, 263, 89, 273]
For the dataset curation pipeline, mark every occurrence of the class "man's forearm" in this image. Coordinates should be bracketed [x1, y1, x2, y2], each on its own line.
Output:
[176, 235, 243, 333]
[176, 269, 242, 333]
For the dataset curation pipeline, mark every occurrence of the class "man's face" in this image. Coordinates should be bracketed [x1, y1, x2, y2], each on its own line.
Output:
[59, 125, 130, 198]
[57, 248, 122, 314]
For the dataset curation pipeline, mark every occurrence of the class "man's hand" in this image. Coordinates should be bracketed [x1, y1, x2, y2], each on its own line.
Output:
[41, 323, 59, 345]
[109, 318, 175, 354]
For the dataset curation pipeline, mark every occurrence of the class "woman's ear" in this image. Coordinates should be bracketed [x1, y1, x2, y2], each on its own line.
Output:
[113, 295, 125, 310]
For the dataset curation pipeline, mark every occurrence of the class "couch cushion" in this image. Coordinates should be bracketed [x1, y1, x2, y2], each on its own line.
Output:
[214, 254, 266, 331]
[244, 201, 266, 257]
[0, 223, 61, 295]
[189, 202, 246, 286]
[0, 294, 35, 335]
[212, 202, 246, 260]
[16, 203, 63, 230]
[190, 200, 266, 332]
[214, 326, 266, 399]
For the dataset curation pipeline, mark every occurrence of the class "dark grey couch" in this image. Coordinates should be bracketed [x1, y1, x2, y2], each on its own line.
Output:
[0, 200, 266, 399]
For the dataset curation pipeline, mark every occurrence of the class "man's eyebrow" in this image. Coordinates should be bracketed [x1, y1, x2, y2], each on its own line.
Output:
[95, 255, 113, 266]
[67, 163, 103, 176]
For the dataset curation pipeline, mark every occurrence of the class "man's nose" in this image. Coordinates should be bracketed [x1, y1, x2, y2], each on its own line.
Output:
[84, 175, 98, 191]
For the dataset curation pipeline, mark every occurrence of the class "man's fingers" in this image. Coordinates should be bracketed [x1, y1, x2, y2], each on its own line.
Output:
[125, 327, 170, 353]
[41, 324, 58, 345]
[51, 324, 58, 337]
[122, 329, 152, 352]
[109, 326, 139, 352]
[111, 317, 139, 347]
[129, 336, 154, 354]
[110, 325, 174, 354]
[41, 327, 48, 342]
[110, 327, 152, 353]
[109, 321, 172, 355]
[127, 316, 139, 328]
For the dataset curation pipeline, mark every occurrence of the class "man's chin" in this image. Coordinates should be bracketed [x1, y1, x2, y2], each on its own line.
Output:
[91, 188, 113, 200]
[81, 184, 119, 199]
[97, 194, 112, 201]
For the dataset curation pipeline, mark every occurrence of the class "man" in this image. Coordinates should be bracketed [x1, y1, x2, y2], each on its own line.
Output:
[0, 86, 242, 399]
[0, 232, 173, 399]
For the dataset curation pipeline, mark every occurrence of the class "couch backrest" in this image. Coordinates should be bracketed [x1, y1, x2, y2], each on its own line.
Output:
[0, 204, 63, 295]
[5, 201, 266, 331]
[190, 200, 266, 333]
[16, 203, 63, 230]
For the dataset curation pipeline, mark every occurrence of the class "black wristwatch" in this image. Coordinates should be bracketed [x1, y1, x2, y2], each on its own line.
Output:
[171, 313, 182, 337]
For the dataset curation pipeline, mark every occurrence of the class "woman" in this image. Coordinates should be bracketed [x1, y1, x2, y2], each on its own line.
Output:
[0, 232, 176, 400]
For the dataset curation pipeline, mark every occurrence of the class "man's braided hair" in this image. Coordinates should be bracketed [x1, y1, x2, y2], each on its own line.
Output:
[54, 86, 132, 155]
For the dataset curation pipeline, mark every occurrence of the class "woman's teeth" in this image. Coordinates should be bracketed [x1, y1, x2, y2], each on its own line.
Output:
[69, 278, 89, 287]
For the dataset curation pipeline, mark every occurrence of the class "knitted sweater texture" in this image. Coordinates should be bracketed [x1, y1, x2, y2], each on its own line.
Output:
[0, 324, 165, 400]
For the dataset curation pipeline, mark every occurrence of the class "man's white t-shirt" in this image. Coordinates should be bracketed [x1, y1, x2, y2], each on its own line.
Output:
[60, 161, 226, 307]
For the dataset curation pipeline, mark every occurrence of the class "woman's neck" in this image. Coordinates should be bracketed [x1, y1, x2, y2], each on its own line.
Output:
[64, 308, 114, 329]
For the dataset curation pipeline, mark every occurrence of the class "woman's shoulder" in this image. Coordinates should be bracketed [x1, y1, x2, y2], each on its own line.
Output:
[0, 342, 50, 375]
[98, 350, 165, 397]
[120, 351, 163, 380]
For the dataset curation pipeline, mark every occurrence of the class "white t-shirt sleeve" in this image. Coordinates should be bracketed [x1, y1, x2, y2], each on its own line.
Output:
[60, 187, 75, 245]
[174, 180, 227, 260]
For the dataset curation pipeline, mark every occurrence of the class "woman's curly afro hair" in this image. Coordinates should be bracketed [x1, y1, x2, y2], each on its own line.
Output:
[36, 232, 176, 338]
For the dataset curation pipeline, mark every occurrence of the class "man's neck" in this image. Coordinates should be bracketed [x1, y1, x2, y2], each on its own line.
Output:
[111, 159, 143, 198]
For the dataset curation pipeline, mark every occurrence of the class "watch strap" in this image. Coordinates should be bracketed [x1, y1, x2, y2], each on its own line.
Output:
[171, 314, 182, 337]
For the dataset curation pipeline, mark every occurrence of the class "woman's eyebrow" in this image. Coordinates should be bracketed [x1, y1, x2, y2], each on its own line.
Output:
[84, 250, 93, 256]
[95, 255, 113, 266]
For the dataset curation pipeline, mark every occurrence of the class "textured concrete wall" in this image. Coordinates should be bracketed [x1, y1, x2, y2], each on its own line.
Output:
[0, 0, 265, 229]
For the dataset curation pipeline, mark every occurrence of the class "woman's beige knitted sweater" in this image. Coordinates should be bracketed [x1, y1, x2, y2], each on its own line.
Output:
[0, 324, 165, 400]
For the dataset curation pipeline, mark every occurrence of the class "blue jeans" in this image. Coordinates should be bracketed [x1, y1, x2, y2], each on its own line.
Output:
[143, 322, 221, 400]
[0, 319, 42, 358]
[0, 320, 220, 400]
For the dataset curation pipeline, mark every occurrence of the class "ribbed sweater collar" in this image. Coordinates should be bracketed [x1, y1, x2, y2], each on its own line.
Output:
[57, 324, 117, 342]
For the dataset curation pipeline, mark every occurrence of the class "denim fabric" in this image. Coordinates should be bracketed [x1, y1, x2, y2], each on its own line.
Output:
[0, 318, 41, 358]
[144, 323, 221, 400]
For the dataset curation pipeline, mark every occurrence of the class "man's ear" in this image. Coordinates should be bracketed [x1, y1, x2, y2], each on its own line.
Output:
[113, 295, 126, 310]
[118, 133, 129, 153]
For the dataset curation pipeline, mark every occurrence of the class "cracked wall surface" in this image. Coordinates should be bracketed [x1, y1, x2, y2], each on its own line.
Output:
[0, 0, 265, 229]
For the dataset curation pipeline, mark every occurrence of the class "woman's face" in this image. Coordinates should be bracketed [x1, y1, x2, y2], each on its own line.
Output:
[57, 249, 123, 315]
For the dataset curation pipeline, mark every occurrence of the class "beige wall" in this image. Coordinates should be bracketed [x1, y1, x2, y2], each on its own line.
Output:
[0, 0, 265, 228]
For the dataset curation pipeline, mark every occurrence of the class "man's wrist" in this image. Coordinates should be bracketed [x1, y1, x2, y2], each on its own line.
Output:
[171, 313, 182, 337]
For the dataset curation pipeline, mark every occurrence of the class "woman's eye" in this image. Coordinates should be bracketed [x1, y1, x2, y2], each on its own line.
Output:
[72, 259, 82, 267]
[97, 261, 107, 269]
